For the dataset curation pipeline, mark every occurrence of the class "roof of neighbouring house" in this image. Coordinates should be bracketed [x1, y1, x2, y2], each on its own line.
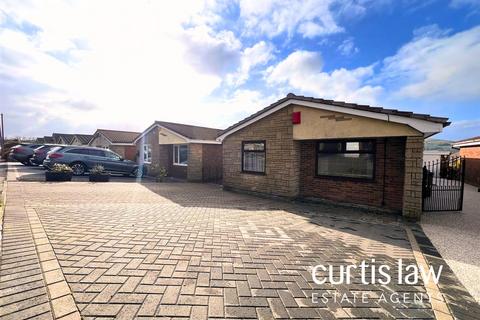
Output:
[44, 136, 54, 143]
[135, 121, 223, 143]
[73, 134, 94, 144]
[453, 136, 480, 148]
[52, 133, 75, 144]
[154, 121, 223, 141]
[94, 129, 140, 144]
[218, 93, 451, 139]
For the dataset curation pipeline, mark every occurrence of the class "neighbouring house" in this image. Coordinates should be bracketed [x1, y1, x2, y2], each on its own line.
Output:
[134, 121, 222, 182]
[218, 93, 450, 219]
[43, 136, 54, 144]
[453, 136, 480, 187]
[70, 134, 94, 146]
[88, 129, 139, 160]
[52, 133, 75, 145]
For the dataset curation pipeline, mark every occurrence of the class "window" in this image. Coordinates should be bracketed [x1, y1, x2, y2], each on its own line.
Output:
[316, 140, 375, 179]
[89, 149, 106, 157]
[173, 144, 188, 166]
[105, 151, 121, 160]
[242, 141, 265, 174]
[143, 144, 152, 163]
[66, 148, 90, 155]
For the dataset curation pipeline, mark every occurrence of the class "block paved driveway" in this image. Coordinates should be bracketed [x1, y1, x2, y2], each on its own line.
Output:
[1, 181, 438, 319]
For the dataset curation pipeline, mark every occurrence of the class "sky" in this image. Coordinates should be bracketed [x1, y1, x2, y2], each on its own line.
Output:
[1, 0, 479, 141]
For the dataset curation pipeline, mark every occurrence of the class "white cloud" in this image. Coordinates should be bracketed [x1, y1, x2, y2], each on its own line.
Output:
[381, 25, 480, 100]
[266, 50, 382, 104]
[337, 37, 358, 56]
[239, 0, 344, 38]
[227, 41, 275, 86]
[0, 0, 253, 136]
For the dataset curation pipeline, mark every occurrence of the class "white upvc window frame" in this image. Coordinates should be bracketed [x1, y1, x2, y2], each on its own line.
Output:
[142, 144, 152, 164]
[173, 144, 188, 166]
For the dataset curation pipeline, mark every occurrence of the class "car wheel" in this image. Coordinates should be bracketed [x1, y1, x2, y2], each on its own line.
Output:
[70, 162, 87, 176]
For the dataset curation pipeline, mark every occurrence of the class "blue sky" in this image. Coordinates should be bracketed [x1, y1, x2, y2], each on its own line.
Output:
[1, 0, 479, 140]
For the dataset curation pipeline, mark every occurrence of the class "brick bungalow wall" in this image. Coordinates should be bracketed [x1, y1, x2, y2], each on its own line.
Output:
[203, 144, 223, 182]
[299, 137, 406, 212]
[460, 146, 480, 186]
[110, 145, 136, 161]
[459, 146, 480, 158]
[223, 106, 300, 197]
[135, 126, 161, 171]
[465, 159, 480, 187]
[136, 129, 220, 181]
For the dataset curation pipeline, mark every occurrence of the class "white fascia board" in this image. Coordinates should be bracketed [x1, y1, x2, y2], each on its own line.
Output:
[189, 139, 221, 144]
[110, 143, 136, 146]
[452, 141, 480, 148]
[217, 98, 445, 141]
[134, 123, 220, 145]
[133, 123, 157, 143]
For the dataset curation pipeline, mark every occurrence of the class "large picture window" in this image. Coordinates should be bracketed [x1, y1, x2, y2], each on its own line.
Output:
[143, 144, 152, 163]
[242, 141, 265, 173]
[173, 144, 188, 166]
[316, 140, 375, 179]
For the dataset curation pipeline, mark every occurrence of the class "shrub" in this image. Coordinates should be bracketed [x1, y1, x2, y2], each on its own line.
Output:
[148, 164, 168, 181]
[90, 164, 108, 175]
[51, 163, 73, 173]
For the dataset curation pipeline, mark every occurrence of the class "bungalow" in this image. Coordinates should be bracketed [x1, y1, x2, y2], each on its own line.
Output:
[217, 93, 450, 219]
[134, 121, 222, 182]
[88, 129, 139, 160]
[52, 133, 75, 145]
[71, 134, 94, 146]
[453, 136, 480, 187]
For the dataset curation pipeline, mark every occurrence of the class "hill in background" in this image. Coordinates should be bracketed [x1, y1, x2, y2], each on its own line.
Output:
[424, 139, 454, 151]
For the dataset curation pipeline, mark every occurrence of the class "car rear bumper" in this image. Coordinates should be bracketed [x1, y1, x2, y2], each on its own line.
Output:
[9, 153, 29, 163]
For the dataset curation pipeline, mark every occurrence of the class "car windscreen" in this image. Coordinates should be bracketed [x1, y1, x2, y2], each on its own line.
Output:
[48, 146, 63, 153]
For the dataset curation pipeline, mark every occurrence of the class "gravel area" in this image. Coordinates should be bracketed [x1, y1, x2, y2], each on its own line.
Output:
[422, 183, 480, 303]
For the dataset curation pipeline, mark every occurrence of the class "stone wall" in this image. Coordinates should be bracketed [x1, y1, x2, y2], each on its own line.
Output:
[222, 106, 301, 197]
[402, 136, 424, 219]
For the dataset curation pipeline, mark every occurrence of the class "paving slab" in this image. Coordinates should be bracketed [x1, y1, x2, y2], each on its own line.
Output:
[1, 180, 478, 319]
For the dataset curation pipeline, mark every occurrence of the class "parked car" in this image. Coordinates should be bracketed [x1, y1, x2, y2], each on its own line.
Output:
[31, 145, 61, 166]
[43, 146, 144, 176]
[8, 143, 43, 165]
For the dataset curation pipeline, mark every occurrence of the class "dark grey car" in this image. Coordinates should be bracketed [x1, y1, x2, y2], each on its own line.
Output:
[43, 146, 142, 176]
[9, 143, 43, 165]
[31, 145, 60, 165]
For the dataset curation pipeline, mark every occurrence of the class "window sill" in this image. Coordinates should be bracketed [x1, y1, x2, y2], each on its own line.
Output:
[241, 170, 266, 176]
[315, 174, 375, 182]
[173, 163, 188, 167]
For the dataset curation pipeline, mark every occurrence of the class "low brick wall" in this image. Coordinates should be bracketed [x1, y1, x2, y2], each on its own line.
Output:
[465, 158, 480, 187]
[299, 138, 406, 212]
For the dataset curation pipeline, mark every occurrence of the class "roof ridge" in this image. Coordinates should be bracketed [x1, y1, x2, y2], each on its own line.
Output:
[155, 120, 223, 131]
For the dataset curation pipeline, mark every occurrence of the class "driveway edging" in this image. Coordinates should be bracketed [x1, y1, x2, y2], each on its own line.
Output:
[26, 207, 81, 319]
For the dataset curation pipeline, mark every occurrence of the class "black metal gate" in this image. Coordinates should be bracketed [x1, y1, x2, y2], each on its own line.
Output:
[422, 156, 466, 211]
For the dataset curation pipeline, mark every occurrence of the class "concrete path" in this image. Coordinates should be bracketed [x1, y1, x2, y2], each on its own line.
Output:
[422, 183, 480, 303]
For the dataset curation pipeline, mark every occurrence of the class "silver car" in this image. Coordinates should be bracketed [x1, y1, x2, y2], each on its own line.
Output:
[43, 146, 143, 176]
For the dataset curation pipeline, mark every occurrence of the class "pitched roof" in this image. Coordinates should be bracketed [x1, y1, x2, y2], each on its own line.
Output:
[219, 93, 451, 138]
[453, 136, 480, 148]
[44, 136, 54, 143]
[52, 133, 75, 144]
[74, 134, 94, 144]
[95, 129, 140, 144]
[154, 121, 223, 141]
